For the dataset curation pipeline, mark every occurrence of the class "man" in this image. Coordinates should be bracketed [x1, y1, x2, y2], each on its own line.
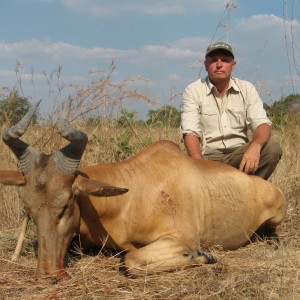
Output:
[180, 41, 282, 180]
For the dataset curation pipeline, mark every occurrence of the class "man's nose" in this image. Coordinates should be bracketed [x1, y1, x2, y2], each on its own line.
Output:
[216, 59, 222, 67]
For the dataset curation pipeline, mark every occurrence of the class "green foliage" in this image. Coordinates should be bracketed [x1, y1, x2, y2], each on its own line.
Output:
[115, 130, 133, 159]
[147, 105, 181, 127]
[115, 109, 138, 128]
[0, 92, 36, 126]
[86, 117, 102, 127]
[267, 94, 300, 127]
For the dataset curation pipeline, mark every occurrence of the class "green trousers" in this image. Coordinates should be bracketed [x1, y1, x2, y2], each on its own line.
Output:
[204, 139, 282, 180]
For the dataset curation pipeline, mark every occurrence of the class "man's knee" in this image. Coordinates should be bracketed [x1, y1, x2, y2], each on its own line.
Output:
[256, 140, 282, 179]
[263, 140, 283, 163]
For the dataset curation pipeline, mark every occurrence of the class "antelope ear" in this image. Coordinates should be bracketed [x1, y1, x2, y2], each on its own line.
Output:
[73, 175, 128, 197]
[0, 170, 26, 186]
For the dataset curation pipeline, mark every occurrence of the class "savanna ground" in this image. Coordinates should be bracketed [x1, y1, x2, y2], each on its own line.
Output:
[0, 91, 299, 299]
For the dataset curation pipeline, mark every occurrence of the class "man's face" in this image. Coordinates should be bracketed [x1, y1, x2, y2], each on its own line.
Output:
[204, 51, 236, 83]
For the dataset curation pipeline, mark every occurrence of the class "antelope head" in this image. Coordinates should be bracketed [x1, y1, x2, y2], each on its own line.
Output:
[0, 99, 128, 280]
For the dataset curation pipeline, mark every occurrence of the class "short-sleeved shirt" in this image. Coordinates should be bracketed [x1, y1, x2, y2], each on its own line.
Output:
[180, 76, 272, 155]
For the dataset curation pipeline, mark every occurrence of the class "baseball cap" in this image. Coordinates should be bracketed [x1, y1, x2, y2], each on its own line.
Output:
[205, 42, 234, 58]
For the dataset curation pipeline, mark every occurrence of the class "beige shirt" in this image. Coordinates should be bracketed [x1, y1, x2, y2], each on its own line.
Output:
[180, 77, 272, 155]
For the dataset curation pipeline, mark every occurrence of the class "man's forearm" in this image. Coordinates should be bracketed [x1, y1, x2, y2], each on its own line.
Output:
[251, 123, 271, 149]
[183, 135, 203, 159]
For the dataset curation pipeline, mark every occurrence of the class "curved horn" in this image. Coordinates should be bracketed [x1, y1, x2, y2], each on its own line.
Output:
[2, 100, 41, 174]
[53, 97, 88, 175]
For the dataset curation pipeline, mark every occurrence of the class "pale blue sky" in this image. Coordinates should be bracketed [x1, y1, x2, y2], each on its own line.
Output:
[0, 0, 299, 119]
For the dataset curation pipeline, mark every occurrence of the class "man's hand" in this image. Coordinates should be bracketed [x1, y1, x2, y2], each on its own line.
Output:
[239, 143, 261, 174]
[239, 123, 271, 175]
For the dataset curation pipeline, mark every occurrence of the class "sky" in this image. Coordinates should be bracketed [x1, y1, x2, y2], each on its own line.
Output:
[0, 0, 299, 119]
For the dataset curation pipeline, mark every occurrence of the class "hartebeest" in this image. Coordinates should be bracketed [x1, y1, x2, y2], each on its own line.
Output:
[0, 99, 287, 279]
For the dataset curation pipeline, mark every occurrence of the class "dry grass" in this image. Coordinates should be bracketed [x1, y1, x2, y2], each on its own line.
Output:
[0, 112, 299, 299]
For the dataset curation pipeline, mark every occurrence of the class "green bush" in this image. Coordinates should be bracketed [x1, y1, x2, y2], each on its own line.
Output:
[267, 94, 300, 127]
[0, 92, 36, 126]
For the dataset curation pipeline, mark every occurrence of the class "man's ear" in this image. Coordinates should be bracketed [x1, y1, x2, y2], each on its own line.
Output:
[204, 60, 208, 71]
[232, 60, 237, 71]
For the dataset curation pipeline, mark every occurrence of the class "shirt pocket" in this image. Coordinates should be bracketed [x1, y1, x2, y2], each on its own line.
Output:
[227, 106, 246, 129]
[199, 104, 218, 132]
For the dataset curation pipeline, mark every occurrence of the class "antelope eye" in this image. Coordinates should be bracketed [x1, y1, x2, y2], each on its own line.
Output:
[58, 204, 69, 220]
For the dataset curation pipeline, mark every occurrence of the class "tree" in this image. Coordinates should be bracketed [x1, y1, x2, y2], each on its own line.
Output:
[147, 105, 181, 127]
[0, 92, 36, 126]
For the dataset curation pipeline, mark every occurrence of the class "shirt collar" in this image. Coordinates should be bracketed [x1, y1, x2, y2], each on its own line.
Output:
[230, 77, 241, 93]
[205, 76, 240, 95]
